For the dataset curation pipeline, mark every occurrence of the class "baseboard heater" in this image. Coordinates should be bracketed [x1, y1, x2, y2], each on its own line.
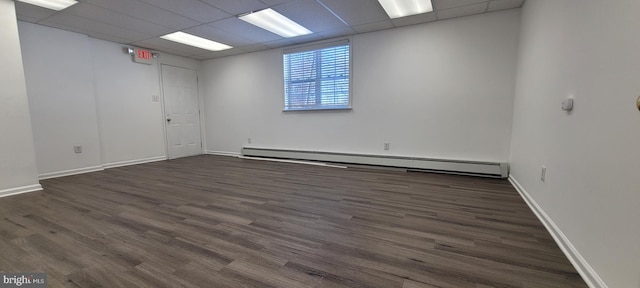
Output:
[241, 147, 509, 178]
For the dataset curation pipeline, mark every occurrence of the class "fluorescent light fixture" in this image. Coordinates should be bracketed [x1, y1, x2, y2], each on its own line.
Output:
[378, 0, 433, 19]
[238, 8, 312, 38]
[160, 32, 232, 51]
[16, 0, 77, 11]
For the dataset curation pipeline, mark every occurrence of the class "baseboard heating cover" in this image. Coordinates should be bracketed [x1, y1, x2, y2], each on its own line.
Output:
[242, 147, 509, 178]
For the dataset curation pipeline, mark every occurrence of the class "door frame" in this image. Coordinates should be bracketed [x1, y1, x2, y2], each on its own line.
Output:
[158, 63, 205, 159]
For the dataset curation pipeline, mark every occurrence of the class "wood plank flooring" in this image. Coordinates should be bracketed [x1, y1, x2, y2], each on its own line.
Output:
[0, 155, 587, 287]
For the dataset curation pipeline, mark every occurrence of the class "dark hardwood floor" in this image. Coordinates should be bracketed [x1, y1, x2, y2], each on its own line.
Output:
[0, 155, 587, 287]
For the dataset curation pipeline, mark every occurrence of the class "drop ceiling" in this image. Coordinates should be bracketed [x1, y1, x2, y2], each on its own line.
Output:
[15, 0, 525, 60]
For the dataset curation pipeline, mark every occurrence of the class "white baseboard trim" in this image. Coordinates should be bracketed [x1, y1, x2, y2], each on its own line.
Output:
[37, 157, 168, 181]
[102, 156, 167, 169]
[204, 150, 240, 157]
[39, 166, 104, 180]
[0, 184, 43, 198]
[508, 175, 607, 288]
[35, 157, 168, 181]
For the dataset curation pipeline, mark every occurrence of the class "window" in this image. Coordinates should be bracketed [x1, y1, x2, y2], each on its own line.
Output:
[283, 40, 351, 111]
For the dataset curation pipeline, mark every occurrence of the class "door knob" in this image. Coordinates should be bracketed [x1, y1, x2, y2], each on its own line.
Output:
[167, 118, 172, 122]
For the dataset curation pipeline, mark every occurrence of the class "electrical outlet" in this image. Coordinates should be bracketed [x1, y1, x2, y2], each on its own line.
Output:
[541, 166, 547, 182]
[248, 138, 252, 144]
[74, 145, 82, 153]
[384, 143, 390, 150]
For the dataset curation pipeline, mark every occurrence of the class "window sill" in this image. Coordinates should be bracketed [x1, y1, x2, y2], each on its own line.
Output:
[282, 107, 352, 112]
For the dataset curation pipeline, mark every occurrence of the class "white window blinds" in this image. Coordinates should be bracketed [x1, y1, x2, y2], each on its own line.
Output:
[283, 40, 351, 111]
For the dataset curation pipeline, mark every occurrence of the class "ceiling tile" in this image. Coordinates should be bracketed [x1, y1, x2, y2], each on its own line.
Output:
[38, 20, 133, 44]
[41, 12, 153, 42]
[189, 55, 211, 60]
[130, 40, 194, 56]
[221, 48, 251, 56]
[64, 3, 174, 36]
[132, 38, 213, 55]
[195, 48, 248, 60]
[14, 2, 57, 21]
[316, 0, 389, 26]
[352, 20, 393, 34]
[289, 33, 325, 44]
[263, 38, 296, 48]
[17, 15, 40, 22]
[34, 21, 90, 36]
[433, 0, 488, 10]
[391, 12, 437, 27]
[238, 43, 271, 52]
[137, 0, 231, 23]
[258, 0, 295, 6]
[487, 0, 525, 12]
[437, 3, 488, 20]
[199, 0, 267, 15]
[16, 0, 523, 60]
[82, 0, 200, 30]
[85, 32, 137, 44]
[317, 27, 355, 39]
[272, 0, 346, 33]
[209, 17, 283, 42]
[183, 25, 257, 47]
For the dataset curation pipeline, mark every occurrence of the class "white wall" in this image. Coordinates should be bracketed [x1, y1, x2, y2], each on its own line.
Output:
[91, 38, 199, 166]
[200, 10, 521, 162]
[90, 38, 165, 166]
[17, 22, 199, 175]
[0, 0, 40, 195]
[19, 22, 103, 178]
[509, 1, 640, 287]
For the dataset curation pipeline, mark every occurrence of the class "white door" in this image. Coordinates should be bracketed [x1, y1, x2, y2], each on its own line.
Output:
[161, 65, 202, 159]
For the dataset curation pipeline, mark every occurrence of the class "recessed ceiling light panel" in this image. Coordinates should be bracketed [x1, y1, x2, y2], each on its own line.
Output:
[17, 0, 78, 11]
[239, 8, 312, 38]
[160, 32, 232, 52]
[378, 0, 433, 19]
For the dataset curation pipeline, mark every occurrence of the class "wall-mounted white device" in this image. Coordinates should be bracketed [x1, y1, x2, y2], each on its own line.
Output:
[561, 97, 574, 111]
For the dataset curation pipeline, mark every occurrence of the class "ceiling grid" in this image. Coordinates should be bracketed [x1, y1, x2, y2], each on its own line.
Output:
[15, 0, 525, 59]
